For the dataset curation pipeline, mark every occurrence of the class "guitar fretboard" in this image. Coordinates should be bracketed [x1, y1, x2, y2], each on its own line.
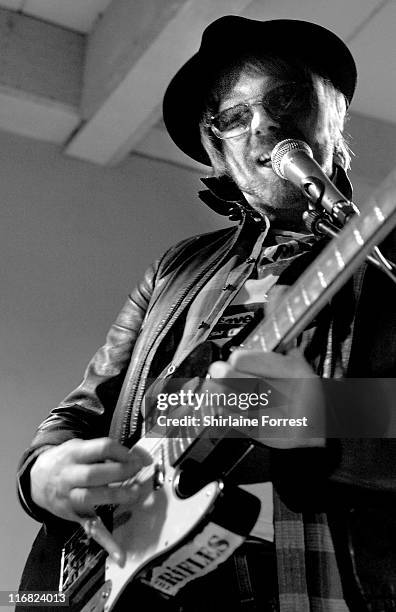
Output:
[244, 201, 395, 353]
[162, 181, 396, 464]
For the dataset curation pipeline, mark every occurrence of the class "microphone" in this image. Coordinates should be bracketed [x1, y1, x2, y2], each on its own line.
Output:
[271, 139, 357, 224]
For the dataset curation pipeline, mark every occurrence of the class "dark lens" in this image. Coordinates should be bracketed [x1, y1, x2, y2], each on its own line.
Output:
[213, 104, 252, 135]
[263, 83, 312, 121]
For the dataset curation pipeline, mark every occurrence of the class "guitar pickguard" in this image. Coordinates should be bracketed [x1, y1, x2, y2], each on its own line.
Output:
[98, 435, 260, 611]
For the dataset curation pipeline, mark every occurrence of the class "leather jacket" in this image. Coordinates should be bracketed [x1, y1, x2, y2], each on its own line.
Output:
[17, 199, 396, 522]
[17, 219, 251, 520]
[17, 194, 396, 611]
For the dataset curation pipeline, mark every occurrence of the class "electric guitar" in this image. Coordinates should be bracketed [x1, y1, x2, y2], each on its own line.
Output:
[20, 171, 396, 612]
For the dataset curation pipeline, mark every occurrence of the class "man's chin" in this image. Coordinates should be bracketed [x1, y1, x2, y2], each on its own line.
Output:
[261, 208, 309, 232]
[270, 210, 309, 232]
[247, 194, 309, 232]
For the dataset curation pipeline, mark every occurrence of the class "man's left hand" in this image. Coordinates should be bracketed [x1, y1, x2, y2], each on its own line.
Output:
[207, 348, 325, 448]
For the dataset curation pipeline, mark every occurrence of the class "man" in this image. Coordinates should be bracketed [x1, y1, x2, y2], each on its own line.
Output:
[17, 16, 396, 612]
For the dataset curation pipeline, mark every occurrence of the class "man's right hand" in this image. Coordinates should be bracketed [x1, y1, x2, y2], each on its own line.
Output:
[30, 437, 152, 565]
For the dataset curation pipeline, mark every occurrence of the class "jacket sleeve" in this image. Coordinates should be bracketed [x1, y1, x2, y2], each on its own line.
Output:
[17, 260, 159, 522]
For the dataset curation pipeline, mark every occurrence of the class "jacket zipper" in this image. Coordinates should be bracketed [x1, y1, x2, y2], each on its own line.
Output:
[119, 225, 245, 443]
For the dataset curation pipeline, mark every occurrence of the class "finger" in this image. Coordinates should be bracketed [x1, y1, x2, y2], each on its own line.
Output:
[80, 515, 125, 567]
[62, 460, 147, 488]
[64, 438, 130, 463]
[69, 482, 141, 509]
[208, 360, 257, 379]
[127, 445, 153, 467]
[68, 438, 152, 467]
[228, 349, 286, 376]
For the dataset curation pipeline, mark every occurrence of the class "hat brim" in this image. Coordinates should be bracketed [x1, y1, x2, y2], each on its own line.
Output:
[163, 17, 357, 166]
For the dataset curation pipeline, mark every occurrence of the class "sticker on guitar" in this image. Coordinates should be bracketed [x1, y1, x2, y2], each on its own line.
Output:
[141, 522, 243, 596]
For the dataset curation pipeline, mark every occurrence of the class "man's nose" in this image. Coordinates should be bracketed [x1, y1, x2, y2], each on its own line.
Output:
[250, 105, 278, 135]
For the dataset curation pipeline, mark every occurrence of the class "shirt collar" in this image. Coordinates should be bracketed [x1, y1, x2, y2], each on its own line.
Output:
[198, 163, 353, 227]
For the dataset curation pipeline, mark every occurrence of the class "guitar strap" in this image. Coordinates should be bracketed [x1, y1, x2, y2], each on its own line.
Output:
[231, 539, 279, 611]
[233, 552, 256, 611]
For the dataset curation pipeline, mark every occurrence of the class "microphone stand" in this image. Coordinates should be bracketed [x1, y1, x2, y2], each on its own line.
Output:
[303, 206, 396, 285]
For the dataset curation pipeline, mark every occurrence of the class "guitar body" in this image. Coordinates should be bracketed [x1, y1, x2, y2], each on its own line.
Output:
[19, 434, 261, 612]
[95, 438, 253, 612]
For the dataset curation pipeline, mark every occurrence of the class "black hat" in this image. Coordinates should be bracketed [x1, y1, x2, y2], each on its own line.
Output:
[163, 16, 357, 166]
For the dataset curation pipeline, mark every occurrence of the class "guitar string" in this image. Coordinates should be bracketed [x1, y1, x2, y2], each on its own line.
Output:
[65, 402, 228, 573]
[63, 208, 390, 576]
[63, 340, 249, 573]
[63, 435, 188, 557]
[64, 353, 302, 574]
[62, 250, 327, 573]
[64, 252, 333, 566]
[62, 426, 201, 571]
[64, 418, 209, 572]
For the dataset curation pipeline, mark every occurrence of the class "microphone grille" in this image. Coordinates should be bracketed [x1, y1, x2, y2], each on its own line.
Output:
[271, 139, 313, 178]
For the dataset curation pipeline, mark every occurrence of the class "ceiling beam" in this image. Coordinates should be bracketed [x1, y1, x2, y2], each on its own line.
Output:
[133, 122, 208, 173]
[0, 8, 82, 143]
[64, 0, 255, 166]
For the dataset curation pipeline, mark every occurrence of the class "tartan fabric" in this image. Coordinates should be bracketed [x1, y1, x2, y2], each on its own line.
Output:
[272, 267, 369, 612]
[274, 492, 350, 612]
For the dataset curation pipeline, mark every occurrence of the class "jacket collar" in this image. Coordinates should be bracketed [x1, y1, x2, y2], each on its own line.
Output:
[198, 164, 353, 223]
[198, 175, 265, 224]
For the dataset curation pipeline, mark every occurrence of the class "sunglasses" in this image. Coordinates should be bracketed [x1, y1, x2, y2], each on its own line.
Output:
[209, 82, 314, 139]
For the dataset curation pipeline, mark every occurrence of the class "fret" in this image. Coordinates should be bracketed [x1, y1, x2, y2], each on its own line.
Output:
[259, 335, 268, 352]
[334, 247, 345, 270]
[360, 208, 383, 235]
[353, 228, 364, 246]
[274, 304, 299, 340]
[240, 176, 396, 353]
[286, 300, 296, 324]
[244, 331, 268, 352]
[301, 286, 311, 306]
[286, 300, 296, 323]
[147, 174, 396, 472]
[373, 205, 385, 223]
[272, 318, 281, 341]
[317, 270, 327, 288]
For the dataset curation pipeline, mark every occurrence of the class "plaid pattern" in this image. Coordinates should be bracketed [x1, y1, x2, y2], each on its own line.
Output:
[234, 233, 359, 610]
[271, 266, 369, 611]
[274, 492, 350, 611]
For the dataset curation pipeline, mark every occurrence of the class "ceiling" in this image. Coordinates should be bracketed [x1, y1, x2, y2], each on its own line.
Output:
[0, 0, 394, 172]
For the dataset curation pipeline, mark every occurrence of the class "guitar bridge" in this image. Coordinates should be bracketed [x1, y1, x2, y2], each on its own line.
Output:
[59, 526, 107, 607]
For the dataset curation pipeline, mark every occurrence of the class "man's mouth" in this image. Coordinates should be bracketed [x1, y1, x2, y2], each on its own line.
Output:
[256, 153, 272, 168]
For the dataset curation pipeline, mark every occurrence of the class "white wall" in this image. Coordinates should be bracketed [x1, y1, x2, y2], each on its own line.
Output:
[0, 130, 225, 601]
[1, 110, 394, 603]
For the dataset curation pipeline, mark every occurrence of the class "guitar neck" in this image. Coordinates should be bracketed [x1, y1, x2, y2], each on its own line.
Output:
[243, 197, 396, 353]
[153, 178, 396, 468]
